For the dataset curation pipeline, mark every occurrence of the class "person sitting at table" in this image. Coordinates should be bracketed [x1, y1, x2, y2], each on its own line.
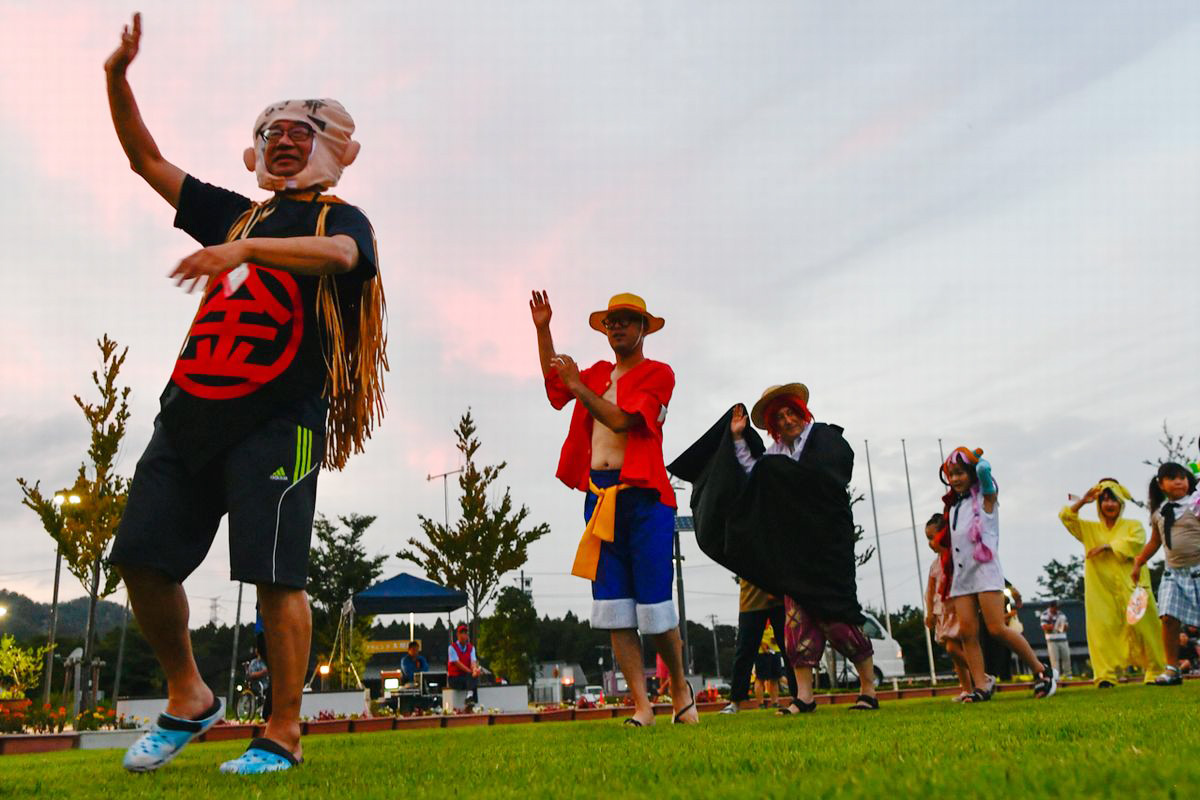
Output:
[399, 641, 428, 686]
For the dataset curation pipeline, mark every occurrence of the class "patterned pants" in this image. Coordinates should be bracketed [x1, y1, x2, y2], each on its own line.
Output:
[784, 596, 874, 668]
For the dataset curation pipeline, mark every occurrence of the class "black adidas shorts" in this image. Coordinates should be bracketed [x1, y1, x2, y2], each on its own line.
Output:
[111, 415, 322, 589]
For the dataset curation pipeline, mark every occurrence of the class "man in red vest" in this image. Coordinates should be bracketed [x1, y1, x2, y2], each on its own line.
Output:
[447, 623, 481, 697]
[529, 290, 698, 727]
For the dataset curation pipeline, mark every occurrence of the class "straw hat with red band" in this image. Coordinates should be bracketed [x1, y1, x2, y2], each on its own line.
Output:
[750, 383, 810, 430]
[588, 293, 665, 335]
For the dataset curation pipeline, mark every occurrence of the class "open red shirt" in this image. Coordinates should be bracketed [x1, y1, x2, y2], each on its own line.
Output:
[545, 358, 676, 509]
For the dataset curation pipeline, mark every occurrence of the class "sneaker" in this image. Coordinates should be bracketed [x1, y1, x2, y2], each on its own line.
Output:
[1152, 667, 1183, 686]
[718, 702, 739, 714]
[982, 674, 997, 699]
[219, 738, 301, 774]
[123, 698, 223, 772]
[1033, 668, 1058, 699]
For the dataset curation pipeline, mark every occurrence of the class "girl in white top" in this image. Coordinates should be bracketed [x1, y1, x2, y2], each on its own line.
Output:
[1131, 461, 1200, 685]
[940, 447, 1056, 701]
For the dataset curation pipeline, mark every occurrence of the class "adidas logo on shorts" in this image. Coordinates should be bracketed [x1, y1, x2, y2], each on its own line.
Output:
[269, 467, 289, 482]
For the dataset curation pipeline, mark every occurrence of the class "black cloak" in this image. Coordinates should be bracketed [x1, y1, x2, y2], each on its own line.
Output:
[667, 408, 863, 624]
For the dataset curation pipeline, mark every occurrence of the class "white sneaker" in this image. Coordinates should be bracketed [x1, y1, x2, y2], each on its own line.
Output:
[718, 702, 739, 714]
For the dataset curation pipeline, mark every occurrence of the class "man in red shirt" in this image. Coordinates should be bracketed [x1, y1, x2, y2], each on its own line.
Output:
[529, 290, 697, 726]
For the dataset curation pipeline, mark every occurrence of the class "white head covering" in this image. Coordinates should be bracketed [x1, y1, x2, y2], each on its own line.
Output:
[242, 98, 359, 191]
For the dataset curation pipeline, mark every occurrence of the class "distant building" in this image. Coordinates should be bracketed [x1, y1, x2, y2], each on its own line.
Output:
[533, 661, 588, 704]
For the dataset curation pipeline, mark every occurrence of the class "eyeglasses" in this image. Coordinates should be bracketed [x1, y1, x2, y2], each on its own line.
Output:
[601, 314, 642, 331]
[261, 124, 314, 144]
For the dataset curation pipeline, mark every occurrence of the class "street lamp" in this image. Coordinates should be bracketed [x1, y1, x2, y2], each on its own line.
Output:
[53, 482, 104, 711]
[41, 489, 82, 706]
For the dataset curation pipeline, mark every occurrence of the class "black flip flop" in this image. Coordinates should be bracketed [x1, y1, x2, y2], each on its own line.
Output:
[672, 683, 697, 724]
[623, 717, 646, 727]
[848, 694, 879, 711]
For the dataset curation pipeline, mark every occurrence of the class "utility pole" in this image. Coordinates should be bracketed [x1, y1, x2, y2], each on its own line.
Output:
[707, 614, 721, 679]
[42, 545, 62, 706]
[671, 481, 693, 674]
[902, 438, 938, 686]
[82, 559, 101, 709]
[673, 527, 690, 674]
[112, 597, 130, 702]
[226, 582, 244, 718]
[864, 440, 898, 691]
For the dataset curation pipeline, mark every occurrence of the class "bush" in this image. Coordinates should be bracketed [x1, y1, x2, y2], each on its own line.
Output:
[0, 635, 48, 700]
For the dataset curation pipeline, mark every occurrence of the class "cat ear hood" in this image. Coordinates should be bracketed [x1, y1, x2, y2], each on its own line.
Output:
[243, 98, 359, 191]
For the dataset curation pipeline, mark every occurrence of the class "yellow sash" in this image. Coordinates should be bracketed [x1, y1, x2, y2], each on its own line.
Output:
[571, 480, 629, 580]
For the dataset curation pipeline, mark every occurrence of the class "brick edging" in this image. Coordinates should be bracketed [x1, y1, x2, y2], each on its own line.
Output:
[0, 677, 1184, 755]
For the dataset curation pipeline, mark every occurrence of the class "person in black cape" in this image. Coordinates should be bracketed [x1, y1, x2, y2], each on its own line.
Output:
[669, 383, 879, 712]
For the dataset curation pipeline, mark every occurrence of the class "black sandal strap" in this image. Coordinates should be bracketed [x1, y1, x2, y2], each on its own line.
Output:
[156, 698, 223, 732]
[247, 737, 300, 766]
[848, 694, 879, 710]
[672, 684, 697, 724]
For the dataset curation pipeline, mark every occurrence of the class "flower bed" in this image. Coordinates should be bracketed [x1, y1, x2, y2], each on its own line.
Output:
[0, 732, 75, 755]
[200, 723, 259, 742]
[350, 716, 395, 733]
[572, 707, 614, 721]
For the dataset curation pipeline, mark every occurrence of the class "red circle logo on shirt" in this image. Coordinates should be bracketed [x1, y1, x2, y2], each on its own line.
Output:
[171, 265, 305, 400]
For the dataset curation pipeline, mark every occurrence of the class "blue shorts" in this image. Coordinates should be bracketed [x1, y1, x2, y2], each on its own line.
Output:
[585, 470, 678, 634]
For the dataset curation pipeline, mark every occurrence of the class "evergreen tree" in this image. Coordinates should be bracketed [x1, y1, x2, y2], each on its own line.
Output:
[477, 586, 538, 683]
[397, 410, 550, 631]
[17, 335, 131, 681]
[307, 513, 387, 689]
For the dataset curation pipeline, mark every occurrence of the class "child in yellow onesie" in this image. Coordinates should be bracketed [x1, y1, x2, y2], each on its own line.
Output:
[1059, 479, 1166, 687]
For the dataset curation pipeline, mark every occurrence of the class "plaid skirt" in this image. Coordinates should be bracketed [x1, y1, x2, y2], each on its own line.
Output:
[1158, 566, 1200, 627]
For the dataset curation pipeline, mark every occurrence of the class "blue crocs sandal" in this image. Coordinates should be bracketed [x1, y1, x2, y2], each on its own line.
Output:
[219, 737, 302, 774]
[123, 698, 223, 772]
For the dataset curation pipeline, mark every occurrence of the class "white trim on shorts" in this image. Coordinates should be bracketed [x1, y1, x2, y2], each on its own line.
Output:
[272, 462, 320, 585]
[591, 598, 637, 630]
[637, 600, 679, 635]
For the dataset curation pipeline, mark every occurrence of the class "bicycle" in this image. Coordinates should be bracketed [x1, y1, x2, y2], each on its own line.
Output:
[235, 659, 269, 721]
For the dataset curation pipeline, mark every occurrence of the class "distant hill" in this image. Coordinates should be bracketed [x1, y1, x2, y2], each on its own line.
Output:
[0, 589, 127, 642]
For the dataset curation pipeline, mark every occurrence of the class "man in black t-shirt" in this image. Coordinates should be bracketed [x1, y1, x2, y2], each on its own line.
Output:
[104, 14, 383, 775]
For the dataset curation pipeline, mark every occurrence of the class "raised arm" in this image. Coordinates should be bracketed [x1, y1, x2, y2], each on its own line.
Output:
[530, 290, 558, 379]
[104, 13, 185, 208]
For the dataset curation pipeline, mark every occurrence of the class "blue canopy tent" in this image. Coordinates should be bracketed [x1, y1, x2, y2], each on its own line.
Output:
[353, 572, 467, 616]
[313, 573, 467, 691]
[352, 572, 468, 649]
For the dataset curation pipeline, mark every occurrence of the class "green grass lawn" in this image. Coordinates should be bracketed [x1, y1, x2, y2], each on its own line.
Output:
[1, 683, 1195, 799]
